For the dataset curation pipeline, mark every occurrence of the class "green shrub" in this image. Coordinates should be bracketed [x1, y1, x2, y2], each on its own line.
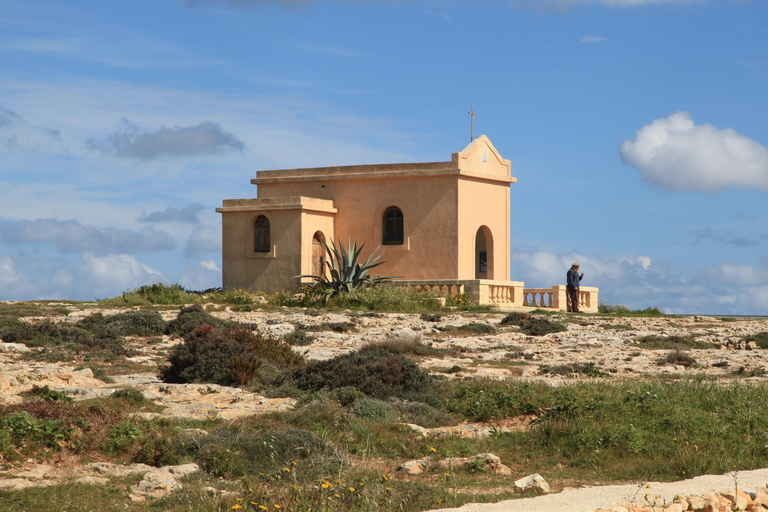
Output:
[520, 317, 567, 336]
[499, 312, 531, 326]
[100, 283, 202, 306]
[192, 427, 340, 479]
[164, 304, 230, 335]
[353, 399, 397, 422]
[287, 349, 432, 400]
[285, 329, 313, 346]
[25, 385, 73, 402]
[541, 362, 610, 377]
[159, 323, 303, 386]
[634, 335, 714, 350]
[330, 386, 367, 406]
[0, 319, 130, 359]
[110, 388, 147, 404]
[78, 311, 167, 337]
[394, 401, 456, 428]
[360, 338, 438, 357]
[445, 380, 548, 421]
[457, 323, 495, 335]
[326, 321, 356, 333]
[599, 301, 665, 316]
[659, 349, 697, 367]
[446, 292, 473, 307]
[108, 422, 143, 452]
[132, 434, 186, 467]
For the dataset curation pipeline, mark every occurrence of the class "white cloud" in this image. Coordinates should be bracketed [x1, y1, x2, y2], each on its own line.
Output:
[74, 254, 164, 299]
[200, 260, 221, 271]
[184, 225, 221, 257]
[581, 35, 607, 43]
[0, 219, 175, 255]
[620, 111, 768, 192]
[0, 106, 60, 150]
[138, 203, 204, 224]
[86, 118, 244, 160]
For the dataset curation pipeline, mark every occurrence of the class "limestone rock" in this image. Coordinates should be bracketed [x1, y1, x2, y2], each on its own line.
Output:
[132, 468, 183, 497]
[387, 328, 422, 344]
[514, 473, 550, 494]
[0, 343, 31, 353]
[397, 458, 429, 475]
[437, 453, 511, 475]
[75, 476, 110, 485]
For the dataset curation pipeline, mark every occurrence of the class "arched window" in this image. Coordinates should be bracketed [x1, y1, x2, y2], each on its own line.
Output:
[254, 215, 270, 253]
[382, 207, 404, 245]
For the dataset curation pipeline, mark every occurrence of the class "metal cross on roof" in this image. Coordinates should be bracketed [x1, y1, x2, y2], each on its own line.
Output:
[468, 105, 477, 142]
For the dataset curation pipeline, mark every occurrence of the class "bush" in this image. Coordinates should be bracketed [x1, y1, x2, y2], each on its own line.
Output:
[457, 323, 495, 335]
[287, 349, 432, 400]
[77, 311, 167, 337]
[159, 324, 303, 386]
[659, 349, 697, 367]
[108, 422, 143, 452]
[499, 312, 531, 326]
[360, 338, 438, 357]
[499, 313, 566, 336]
[100, 283, 202, 306]
[25, 385, 73, 402]
[394, 401, 456, 428]
[0, 318, 130, 359]
[520, 317, 567, 336]
[285, 329, 313, 346]
[634, 335, 714, 350]
[110, 388, 148, 404]
[541, 362, 610, 377]
[353, 399, 397, 422]
[164, 305, 230, 335]
[192, 427, 340, 479]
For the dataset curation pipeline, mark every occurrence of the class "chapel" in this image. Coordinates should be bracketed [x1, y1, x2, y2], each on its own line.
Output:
[217, 135, 518, 298]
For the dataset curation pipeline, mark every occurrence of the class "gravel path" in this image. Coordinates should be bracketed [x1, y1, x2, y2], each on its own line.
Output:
[433, 468, 768, 512]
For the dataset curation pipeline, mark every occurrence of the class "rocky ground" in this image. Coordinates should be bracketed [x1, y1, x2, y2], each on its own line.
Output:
[2, 303, 768, 510]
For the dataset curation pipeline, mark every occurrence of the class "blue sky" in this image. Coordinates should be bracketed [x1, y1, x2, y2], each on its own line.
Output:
[2, 0, 768, 314]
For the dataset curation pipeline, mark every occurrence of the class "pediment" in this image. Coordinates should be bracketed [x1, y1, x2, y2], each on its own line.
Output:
[453, 135, 512, 179]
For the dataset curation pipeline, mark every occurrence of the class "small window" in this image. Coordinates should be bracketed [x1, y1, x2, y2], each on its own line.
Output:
[254, 215, 270, 253]
[382, 207, 404, 245]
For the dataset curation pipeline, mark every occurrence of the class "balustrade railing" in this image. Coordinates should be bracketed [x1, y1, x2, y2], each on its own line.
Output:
[521, 285, 599, 313]
[393, 280, 525, 307]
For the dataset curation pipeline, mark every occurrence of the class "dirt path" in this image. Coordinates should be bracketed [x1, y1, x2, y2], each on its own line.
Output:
[434, 468, 768, 512]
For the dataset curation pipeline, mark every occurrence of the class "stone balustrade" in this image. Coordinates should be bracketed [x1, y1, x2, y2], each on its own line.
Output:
[522, 285, 599, 313]
[393, 280, 525, 308]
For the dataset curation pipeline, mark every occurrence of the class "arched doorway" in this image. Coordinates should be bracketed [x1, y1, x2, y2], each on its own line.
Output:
[312, 232, 326, 277]
[475, 226, 494, 279]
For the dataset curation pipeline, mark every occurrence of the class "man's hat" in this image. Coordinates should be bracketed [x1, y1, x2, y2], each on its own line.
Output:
[572, 263, 579, 268]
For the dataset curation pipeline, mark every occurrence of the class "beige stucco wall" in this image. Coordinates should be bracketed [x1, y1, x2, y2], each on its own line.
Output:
[257, 175, 460, 281]
[457, 176, 511, 281]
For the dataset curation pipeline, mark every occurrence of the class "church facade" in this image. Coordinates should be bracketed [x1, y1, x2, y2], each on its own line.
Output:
[217, 136, 518, 297]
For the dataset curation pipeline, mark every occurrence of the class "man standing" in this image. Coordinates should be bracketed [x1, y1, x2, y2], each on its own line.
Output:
[566, 263, 584, 313]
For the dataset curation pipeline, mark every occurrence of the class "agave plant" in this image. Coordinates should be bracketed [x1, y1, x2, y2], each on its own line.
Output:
[296, 237, 396, 294]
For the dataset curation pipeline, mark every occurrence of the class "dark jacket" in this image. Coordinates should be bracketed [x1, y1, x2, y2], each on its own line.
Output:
[567, 268, 582, 289]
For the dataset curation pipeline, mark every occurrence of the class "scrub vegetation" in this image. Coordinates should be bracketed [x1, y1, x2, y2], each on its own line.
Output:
[2, 288, 767, 511]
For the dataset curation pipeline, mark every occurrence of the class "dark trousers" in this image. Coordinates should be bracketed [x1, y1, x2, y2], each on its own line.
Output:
[567, 288, 580, 313]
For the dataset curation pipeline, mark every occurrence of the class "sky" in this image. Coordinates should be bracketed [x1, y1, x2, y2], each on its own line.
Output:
[2, 0, 768, 314]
